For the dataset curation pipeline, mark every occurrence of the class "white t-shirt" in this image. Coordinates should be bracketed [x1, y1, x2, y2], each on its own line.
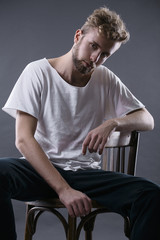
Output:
[2, 58, 144, 171]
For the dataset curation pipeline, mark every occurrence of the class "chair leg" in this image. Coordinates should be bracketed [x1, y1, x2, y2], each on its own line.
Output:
[83, 215, 96, 240]
[124, 216, 131, 239]
[25, 224, 32, 240]
[85, 231, 92, 240]
[24, 205, 34, 240]
[67, 215, 77, 240]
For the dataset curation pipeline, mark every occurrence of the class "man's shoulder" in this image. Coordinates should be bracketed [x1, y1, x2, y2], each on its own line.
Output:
[25, 58, 48, 71]
[18, 58, 52, 87]
[94, 65, 117, 80]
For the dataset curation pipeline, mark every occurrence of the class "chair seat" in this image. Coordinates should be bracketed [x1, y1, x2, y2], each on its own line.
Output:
[27, 198, 103, 208]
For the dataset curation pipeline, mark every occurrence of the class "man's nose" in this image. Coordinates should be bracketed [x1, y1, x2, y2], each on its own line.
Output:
[90, 52, 101, 63]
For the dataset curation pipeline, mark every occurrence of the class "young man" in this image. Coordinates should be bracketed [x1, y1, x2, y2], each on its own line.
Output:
[1, 7, 160, 240]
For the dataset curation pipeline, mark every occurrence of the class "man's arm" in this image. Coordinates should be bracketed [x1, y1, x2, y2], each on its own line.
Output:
[15, 110, 92, 217]
[82, 108, 154, 155]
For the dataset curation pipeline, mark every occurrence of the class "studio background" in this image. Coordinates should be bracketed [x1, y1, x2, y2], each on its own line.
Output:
[0, 0, 159, 239]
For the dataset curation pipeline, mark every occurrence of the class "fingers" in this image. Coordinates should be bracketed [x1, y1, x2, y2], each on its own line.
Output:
[82, 120, 117, 155]
[82, 132, 107, 155]
[66, 194, 92, 218]
[82, 135, 91, 155]
[98, 139, 107, 155]
[83, 195, 92, 215]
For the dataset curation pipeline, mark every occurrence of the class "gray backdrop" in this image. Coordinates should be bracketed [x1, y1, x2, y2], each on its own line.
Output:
[0, 0, 160, 239]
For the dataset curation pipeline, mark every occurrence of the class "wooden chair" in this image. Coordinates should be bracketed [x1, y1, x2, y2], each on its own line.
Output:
[24, 131, 140, 240]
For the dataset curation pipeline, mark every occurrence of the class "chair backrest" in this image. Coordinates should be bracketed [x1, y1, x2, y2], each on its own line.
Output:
[102, 131, 140, 176]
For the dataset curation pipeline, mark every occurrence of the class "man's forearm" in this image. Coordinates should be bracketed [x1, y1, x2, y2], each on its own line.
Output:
[114, 108, 154, 132]
[15, 111, 70, 195]
[16, 136, 71, 195]
[82, 108, 154, 155]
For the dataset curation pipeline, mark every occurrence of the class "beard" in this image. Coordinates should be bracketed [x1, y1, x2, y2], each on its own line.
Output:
[72, 42, 95, 74]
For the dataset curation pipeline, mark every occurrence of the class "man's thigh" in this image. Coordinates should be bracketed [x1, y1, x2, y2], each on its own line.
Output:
[0, 157, 57, 201]
[67, 169, 160, 215]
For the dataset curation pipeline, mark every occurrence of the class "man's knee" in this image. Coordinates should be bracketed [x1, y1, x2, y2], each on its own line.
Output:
[0, 158, 19, 195]
[0, 158, 16, 176]
[136, 179, 160, 209]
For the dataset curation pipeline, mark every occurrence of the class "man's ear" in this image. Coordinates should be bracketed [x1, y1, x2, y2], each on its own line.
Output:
[74, 29, 83, 43]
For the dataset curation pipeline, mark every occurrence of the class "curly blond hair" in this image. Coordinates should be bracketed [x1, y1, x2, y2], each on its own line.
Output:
[81, 7, 130, 43]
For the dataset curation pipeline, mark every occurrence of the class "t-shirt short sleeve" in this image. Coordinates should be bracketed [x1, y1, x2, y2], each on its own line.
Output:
[104, 68, 145, 119]
[2, 62, 42, 119]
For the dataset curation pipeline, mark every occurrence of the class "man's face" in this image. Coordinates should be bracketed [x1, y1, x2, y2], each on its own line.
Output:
[72, 28, 121, 74]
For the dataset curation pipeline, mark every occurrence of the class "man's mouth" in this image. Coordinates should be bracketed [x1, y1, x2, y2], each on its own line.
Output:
[83, 61, 94, 69]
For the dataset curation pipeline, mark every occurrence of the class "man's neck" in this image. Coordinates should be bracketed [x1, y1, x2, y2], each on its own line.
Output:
[48, 51, 93, 87]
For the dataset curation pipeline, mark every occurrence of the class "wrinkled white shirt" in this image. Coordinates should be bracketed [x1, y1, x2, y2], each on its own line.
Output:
[2, 58, 144, 171]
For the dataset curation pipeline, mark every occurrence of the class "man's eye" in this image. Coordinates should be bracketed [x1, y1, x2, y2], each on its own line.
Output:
[101, 52, 108, 58]
[91, 44, 98, 50]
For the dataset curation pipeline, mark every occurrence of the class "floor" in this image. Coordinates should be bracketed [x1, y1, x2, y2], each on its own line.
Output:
[13, 200, 128, 240]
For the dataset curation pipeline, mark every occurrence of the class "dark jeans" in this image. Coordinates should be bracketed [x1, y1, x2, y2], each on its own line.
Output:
[0, 157, 160, 240]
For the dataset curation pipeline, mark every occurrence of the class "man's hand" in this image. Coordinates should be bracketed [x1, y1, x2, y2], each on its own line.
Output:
[59, 188, 92, 217]
[82, 119, 117, 155]
[82, 108, 154, 156]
